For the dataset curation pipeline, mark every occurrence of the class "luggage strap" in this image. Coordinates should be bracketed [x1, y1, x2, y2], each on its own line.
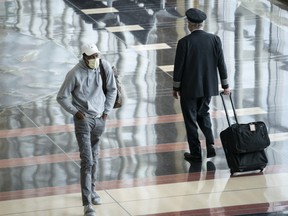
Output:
[220, 92, 239, 127]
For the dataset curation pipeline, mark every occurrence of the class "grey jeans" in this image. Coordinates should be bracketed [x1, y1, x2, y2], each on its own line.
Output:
[74, 116, 105, 206]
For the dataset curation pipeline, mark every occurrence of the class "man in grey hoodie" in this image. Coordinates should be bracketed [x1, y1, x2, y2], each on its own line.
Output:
[57, 43, 117, 216]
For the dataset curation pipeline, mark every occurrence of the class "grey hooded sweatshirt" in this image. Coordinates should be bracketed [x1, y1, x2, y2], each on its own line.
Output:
[57, 59, 117, 117]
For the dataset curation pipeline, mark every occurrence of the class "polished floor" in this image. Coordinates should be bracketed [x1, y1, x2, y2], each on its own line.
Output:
[1, 0, 288, 215]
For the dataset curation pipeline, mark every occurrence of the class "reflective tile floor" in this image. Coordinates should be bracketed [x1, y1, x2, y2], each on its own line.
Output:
[1, 0, 288, 215]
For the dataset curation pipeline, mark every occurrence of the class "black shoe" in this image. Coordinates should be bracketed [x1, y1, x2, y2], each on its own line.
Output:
[206, 161, 216, 171]
[207, 145, 216, 158]
[184, 152, 202, 162]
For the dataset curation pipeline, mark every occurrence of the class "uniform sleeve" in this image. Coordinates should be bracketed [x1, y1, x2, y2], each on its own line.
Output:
[173, 40, 186, 91]
[56, 71, 78, 115]
[215, 36, 229, 89]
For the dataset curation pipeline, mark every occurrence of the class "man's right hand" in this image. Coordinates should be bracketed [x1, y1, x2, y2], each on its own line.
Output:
[173, 90, 180, 99]
[74, 111, 85, 120]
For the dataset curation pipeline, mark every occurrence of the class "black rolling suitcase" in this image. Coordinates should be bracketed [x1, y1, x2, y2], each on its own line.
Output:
[220, 93, 270, 175]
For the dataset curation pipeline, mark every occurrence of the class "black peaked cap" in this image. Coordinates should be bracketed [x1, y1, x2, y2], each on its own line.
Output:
[185, 8, 207, 23]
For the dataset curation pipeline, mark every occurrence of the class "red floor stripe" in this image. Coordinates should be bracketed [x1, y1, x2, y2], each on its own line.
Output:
[0, 140, 226, 169]
[0, 112, 226, 139]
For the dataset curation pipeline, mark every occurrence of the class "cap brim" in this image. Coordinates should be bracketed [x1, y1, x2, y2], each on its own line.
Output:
[84, 50, 100, 56]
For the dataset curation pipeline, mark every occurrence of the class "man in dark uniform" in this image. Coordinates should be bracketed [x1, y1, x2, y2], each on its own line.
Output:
[173, 8, 230, 162]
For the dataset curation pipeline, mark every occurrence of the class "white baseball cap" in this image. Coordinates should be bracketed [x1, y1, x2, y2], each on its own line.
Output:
[82, 43, 100, 56]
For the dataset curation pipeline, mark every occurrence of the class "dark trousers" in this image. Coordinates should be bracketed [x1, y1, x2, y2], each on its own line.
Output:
[74, 116, 105, 206]
[180, 97, 214, 155]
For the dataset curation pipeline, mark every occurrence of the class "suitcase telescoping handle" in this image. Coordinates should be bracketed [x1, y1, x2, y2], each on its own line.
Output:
[220, 92, 239, 127]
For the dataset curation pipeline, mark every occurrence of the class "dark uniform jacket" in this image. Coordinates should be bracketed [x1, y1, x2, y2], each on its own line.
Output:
[173, 30, 228, 99]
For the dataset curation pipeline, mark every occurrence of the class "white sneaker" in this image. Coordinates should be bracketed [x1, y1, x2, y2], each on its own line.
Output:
[84, 204, 96, 216]
[92, 192, 102, 205]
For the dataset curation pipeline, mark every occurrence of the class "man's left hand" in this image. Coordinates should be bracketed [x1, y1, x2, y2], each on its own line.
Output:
[223, 88, 231, 95]
[102, 113, 108, 121]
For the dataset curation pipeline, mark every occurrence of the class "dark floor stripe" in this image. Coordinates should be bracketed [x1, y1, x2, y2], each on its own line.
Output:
[0, 165, 287, 201]
[142, 202, 284, 216]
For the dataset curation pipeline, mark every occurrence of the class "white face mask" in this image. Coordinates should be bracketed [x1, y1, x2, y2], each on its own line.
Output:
[87, 58, 100, 69]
